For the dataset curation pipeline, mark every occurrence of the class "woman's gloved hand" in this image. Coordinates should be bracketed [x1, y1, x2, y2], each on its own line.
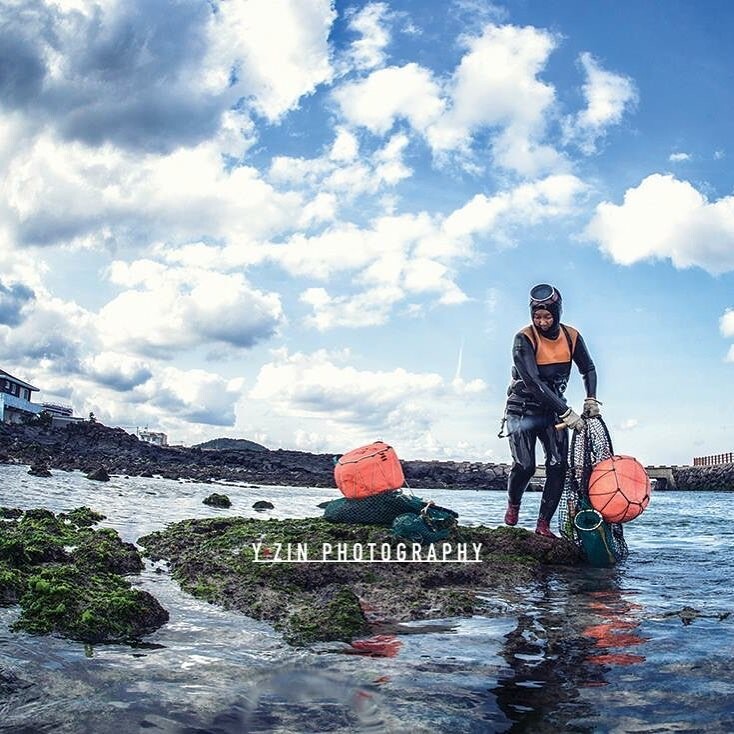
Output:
[559, 408, 585, 431]
[583, 397, 602, 418]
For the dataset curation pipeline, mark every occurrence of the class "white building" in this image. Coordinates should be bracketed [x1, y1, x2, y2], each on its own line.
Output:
[138, 428, 168, 447]
[0, 369, 42, 423]
[41, 400, 83, 427]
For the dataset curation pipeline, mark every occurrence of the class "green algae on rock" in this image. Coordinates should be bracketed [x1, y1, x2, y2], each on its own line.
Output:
[138, 516, 582, 645]
[13, 565, 167, 643]
[0, 507, 168, 644]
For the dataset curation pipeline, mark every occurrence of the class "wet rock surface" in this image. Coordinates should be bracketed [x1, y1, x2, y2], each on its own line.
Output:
[0, 507, 168, 643]
[203, 492, 231, 508]
[138, 517, 582, 645]
[27, 462, 51, 477]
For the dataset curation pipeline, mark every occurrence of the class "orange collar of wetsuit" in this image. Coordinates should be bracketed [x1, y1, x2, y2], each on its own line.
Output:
[522, 324, 578, 365]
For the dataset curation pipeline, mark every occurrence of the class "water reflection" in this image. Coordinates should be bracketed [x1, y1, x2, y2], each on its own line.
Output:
[493, 568, 648, 732]
[582, 588, 647, 669]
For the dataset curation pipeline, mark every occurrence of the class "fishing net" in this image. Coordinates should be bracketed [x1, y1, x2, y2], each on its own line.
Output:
[391, 513, 454, 543]
[323, 490, 458, 540]
[558, 415, 628, 566]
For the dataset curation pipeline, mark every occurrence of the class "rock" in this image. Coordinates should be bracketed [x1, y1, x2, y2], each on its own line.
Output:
[0, 507, 23, 519]
[203, 493, 231, 508]
[27, 463, 52, 478]
[284, 586, 368, 645]
[58, 506, 107, 527]
[13, 566, 168, 643]
[137, 517, 582, 646]
[86, 468, 110, 482]
[253, 500, 274, 511]
[0, 508, 169, 644]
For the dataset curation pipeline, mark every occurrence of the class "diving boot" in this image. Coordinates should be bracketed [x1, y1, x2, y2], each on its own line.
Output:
[504, 503, 520, 526]
[535, 518, 557, 538]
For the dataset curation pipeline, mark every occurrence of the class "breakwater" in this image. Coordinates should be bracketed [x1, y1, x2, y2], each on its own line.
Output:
[670, 464, 734, 491]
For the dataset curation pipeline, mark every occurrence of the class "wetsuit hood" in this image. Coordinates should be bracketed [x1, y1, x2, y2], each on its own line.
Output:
[529, 283, 562, 339]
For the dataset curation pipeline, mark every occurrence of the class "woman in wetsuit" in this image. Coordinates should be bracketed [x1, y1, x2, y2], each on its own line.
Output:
[502, 284, 601, 537]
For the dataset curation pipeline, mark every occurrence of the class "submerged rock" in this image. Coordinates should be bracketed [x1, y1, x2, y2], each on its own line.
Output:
[252, 500, 274, 511]
[28, 463, 51, 478]
[86, 467, 110, 482]
[138, 517, 581, 646]
[203, 493, 231, 508]
[0, 507, 168, 644]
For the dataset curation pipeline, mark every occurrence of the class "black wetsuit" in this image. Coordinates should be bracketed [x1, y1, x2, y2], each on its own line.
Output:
[505, 323, 597, 522]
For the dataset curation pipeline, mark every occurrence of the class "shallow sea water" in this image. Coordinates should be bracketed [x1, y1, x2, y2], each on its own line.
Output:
[1, 464, 733, 733]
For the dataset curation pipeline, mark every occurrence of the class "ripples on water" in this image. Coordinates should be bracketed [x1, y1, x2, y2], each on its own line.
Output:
[1, 465, 733, 733]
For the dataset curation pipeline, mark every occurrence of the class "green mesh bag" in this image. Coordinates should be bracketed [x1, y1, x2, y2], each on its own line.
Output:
[323, 491, 458, 529]
[391, 513, 453, 543]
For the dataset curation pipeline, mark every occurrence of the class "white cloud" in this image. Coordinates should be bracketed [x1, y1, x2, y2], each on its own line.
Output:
[2, 132, 302, 249]
[99, 263, 284, 357]
[329, 127, 360, 162]
[719, 309, 734, 362]
[249, 348, 487, 439]
[131, 366, 245, 426]
[269, 130, 412, 203]
[334, 63, 445, 135]
[346, 2, 391, 71]
[429, 23, 560, 175]
[81, 352, 153, 391]
[0, 290, 93, 374]
[334, 23, 572, 177]
[204, 0, 336, 121]
[442, 174, 587, 242]
[300, 286, 404, 329]
[617, 418, 639, 431]
[585, 173, 734, 273]
[563, 52, 637, 154]
[268, 175, 586, 327]
[720, 308, 734, 339]
[669, 152, 691, 162]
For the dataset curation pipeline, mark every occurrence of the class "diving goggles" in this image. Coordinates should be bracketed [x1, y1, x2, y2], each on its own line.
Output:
[529, 283, 559, 308]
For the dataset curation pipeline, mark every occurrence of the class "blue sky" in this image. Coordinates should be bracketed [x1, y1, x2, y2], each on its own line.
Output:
[1, 0, 733, 466]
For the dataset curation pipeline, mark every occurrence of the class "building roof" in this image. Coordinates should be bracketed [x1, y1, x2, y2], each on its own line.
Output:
[0, 369, 39, 392]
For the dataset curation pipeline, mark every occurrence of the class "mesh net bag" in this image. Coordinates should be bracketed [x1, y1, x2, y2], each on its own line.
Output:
[323, 490, 458, 530]
[558, 415, 628, 566]
[391, 513, 454, 543]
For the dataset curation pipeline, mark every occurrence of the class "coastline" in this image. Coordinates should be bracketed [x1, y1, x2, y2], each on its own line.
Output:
[0, 420, 731, 491]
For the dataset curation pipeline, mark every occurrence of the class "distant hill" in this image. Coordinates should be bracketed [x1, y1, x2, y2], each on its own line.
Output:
[193, 437, 269, 452]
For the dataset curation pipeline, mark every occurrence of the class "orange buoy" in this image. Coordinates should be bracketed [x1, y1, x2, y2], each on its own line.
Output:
[588, 455, 651, 523]
[334, 441, 405, 499]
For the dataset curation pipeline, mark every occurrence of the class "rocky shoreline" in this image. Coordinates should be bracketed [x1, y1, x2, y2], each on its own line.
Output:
[0, 421, 514, 489]
[5, 420, 727, 648]
[1, 420, 732, 491]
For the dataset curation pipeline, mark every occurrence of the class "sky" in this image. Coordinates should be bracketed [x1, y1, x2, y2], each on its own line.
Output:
[1, 0, 733, 466]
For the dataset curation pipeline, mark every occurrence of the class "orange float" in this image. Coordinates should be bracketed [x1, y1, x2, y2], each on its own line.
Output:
[588, 455, 651, 523]
[334, 441, 405, 499]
